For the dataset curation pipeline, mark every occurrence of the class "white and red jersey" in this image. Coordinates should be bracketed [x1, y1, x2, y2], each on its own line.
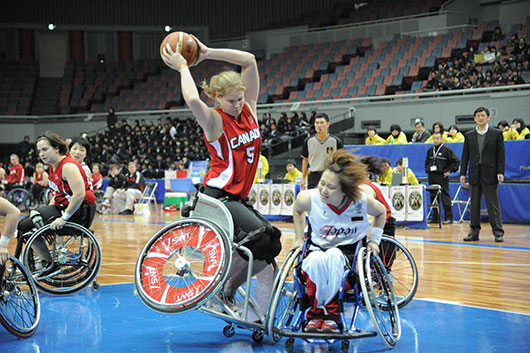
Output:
[48, 154, 96, 206]
[7, 163, 24, 184]
[203, 104, 261, 200]
[80, 162, 93, 189]
[92, 172, 103, 190]
[364, 181, 392, 220]
[308, 188, 370, 249]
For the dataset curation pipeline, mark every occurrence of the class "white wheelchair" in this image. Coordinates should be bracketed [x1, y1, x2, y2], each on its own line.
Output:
[134, 192, 279, 343]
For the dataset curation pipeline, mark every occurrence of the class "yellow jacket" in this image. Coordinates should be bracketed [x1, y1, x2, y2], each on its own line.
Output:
[445, 132, 465, 143]
[253, 154, 269, 183]
[502, 130, 512, 140]
[284, 168, 305, 184]
[509, 127, 529, 140]
[386, 131, 408, 144]
[397, 168, 419, 185]
[365, 134, 386, 145]
[376, 168, 393, 185]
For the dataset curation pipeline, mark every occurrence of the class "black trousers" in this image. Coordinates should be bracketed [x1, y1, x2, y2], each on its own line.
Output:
[18, 204, 96, 235]
[427, 173, 453, 221]
[307, 171, 323, 189]
[469, 180, 503, 236]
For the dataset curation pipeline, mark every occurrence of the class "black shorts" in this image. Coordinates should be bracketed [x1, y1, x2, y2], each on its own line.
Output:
[18, 204, 96, 235]
[202, 186, 282, 263]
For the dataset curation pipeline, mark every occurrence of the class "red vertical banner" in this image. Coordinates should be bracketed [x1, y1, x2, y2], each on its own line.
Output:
[118, 31, 133, 60]
[19, 29, 35, 61]
[69, 31, 85, 61]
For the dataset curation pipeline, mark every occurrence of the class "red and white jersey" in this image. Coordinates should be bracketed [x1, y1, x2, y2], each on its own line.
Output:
[80, 162, 93, 189]
[7, 164, 24, 184]
[203, 104, 261, 200]
[364, 181, 392, 220]
[48, 154, 96, 206]
[308, 188, 370, 249]
[92, 172, 103, 190]
[33, 170, 47, 186]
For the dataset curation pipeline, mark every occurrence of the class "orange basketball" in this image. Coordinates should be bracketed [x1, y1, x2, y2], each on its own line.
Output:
[160, 31, 200, 66]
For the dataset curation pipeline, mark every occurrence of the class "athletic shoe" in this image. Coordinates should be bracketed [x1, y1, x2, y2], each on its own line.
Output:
[304, 319, 322, 333]
[119, 209, 133, 215]
[101, 200, 111, 208]
[206, 288, 239, 315]
[321, 320, 340, 333]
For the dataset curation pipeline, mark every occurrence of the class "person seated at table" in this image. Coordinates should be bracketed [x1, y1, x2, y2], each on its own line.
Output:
[365, 126, 386, 145]
[394, 158, 419, 185]
[376, 158, 393, 185]
[509, 118, 529, 140]
[411, 120, 431, 143]
[385, 124, 408, 144]
[425, 122, 448, 143]
[445, 124, 465, 143]
[283, 159, 304, 184]
[253, 153, 269, 184]
[497, 120, 512, 140]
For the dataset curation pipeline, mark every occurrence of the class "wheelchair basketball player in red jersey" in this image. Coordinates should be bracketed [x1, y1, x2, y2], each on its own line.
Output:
[162, 37, 282, 309]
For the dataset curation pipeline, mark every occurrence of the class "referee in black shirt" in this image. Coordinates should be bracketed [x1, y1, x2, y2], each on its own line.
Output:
[300, 113, 343, 189]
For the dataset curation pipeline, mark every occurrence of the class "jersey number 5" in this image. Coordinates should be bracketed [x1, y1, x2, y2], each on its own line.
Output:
[246, 146, 255, 164]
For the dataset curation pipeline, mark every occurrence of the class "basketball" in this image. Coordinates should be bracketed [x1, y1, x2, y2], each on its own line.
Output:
[160, 31, 200, 66]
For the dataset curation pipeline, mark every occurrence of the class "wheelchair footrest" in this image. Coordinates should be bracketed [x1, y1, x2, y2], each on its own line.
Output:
[274, 328, 377, 340]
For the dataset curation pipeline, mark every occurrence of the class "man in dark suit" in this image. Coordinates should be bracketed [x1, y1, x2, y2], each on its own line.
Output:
[460, 107, 505, 242]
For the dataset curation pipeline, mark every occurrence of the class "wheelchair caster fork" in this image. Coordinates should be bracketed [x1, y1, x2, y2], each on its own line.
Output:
[284, 338, 295, 353]
[341, 340, 350, 352]
[223, 324, 235, 337]
[251, 330, 264, 343]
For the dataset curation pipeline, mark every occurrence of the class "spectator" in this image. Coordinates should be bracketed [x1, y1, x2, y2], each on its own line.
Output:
[512, 37, 528, 56]
[113, 162, 145, 215]
[394, 158, 419, 185]
[509, 118, 529, 140]
[497, 120, 512, 140]
[376, 158, 393, 185]
[253, 154, 269, 184]
[16, 135, 33, 159]
[425, 132, 460, 224]
[283, 159, 304, 184]
[411, 121, 431, 143]
[365, 126, 386, 145]
[301, 113, 344, 189]
[101, 164, 125, 213]
[386, 124, 408, 144]
[106, 107, 117, 129]
[492, 26, 505, 41]
[445, 125, 465, 143]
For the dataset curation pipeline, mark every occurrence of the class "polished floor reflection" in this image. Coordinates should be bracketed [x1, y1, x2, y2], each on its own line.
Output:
[1, 207, 529, 352]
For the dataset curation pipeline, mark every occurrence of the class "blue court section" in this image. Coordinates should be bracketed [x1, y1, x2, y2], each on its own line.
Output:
[1, 283, 529, 353]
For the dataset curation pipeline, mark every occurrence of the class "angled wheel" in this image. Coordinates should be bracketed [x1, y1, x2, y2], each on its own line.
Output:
[135, 219, 232, 313]
[265, 247, 302, 342]
[378, 235, 418, 308]
[7, 187, 30, 211]
[357, 247, 400, 348]
[0, 256, 40, 338]
[21, 223, 102, 295]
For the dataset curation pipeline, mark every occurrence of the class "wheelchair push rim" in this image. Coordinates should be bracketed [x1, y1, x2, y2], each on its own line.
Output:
[0, 256, 41, 338]
[21, 222, 102, 296]
[135, 219, 232, 314]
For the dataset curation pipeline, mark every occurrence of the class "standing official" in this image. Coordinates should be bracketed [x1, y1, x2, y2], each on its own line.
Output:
[300, 113, 343, 189]
[460, 107, 505, 242]
[425, 132, 460, 224]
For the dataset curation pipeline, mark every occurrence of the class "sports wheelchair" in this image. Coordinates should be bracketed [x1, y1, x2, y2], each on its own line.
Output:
[266, 239, 401, 352]
[0, 255, 41, 338]
[135, 192, 279, 343]
[13, 209, 102, 295]
[6, 185, 50, 212]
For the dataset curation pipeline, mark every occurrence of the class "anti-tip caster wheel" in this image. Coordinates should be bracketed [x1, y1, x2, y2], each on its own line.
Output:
[223, 325, 235, 337]
[284, 337, 295, 353]
[251, 330, 264, 343]
[92, 281, 100, 290]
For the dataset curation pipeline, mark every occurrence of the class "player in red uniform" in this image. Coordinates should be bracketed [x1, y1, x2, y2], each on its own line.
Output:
[30, 162, 49, 205]
[0, 154, 25, 194]
[162, 36, 282, 310]
[18, 131, 96, 235]
[69, 137, 93, 189]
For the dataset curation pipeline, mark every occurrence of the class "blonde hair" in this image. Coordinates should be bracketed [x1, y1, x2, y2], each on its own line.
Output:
[35, 162, 44, 169]
[201, 71, 246, 99]
[325, 149, 368, 203]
